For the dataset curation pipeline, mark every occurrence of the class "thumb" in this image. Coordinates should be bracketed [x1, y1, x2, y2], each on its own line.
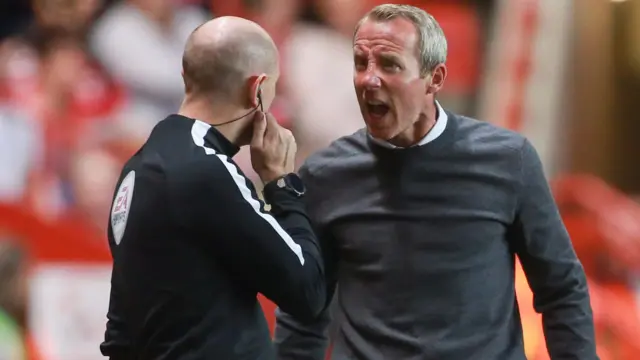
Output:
[251, 111, 267, 147]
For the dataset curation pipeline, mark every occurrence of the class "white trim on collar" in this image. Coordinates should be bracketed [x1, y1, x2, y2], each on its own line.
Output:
[368, 100, 448, 149]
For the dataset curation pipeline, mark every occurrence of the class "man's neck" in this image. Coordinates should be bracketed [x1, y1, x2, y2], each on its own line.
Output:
[178, 98, 252, 147]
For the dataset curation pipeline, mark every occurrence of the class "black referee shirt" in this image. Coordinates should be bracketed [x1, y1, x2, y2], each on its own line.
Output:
[100, 114, 326, 360]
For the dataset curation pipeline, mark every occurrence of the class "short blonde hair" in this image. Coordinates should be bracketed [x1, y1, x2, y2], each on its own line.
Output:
[354, 4, 448, 76]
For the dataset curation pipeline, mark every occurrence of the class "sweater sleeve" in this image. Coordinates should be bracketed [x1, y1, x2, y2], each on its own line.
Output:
[512, 139, 599, 359]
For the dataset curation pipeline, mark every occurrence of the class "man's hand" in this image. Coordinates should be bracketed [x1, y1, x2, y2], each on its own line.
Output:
[250, 111, 297, 183]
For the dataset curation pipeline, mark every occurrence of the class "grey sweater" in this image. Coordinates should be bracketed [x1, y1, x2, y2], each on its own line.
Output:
[273, 111, 598, 360]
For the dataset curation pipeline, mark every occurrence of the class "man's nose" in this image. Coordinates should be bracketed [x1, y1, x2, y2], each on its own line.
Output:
[361, 69, 381, 89]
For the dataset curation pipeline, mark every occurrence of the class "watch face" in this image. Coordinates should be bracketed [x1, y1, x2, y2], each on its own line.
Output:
[286, 174, 305, 193]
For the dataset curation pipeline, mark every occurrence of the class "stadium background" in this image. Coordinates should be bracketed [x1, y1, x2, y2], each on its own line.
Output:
[0, 0, 639, 358]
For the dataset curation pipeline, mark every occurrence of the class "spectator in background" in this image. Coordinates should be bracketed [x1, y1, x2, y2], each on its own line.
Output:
[284, 0, 367, 166]
[243, 0, 301, 47]
[66, 148, 121, 237]
[90, 0, 209, 134]
[32, 0, 105, 35]
[1, 28, 124, 219]
[0, 105, 42, 204]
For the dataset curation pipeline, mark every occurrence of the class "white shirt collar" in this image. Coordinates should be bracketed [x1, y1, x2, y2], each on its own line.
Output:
[368, 100, 448, 149]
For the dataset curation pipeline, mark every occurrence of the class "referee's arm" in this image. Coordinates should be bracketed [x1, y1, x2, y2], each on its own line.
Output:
[181, 155, 326, 321]
[101, 266, 131, 359]
[273, 162, 340, 360]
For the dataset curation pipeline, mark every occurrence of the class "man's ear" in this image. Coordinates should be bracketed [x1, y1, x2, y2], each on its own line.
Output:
[426, 64, 447, 95]
[248, 74, 266, 107]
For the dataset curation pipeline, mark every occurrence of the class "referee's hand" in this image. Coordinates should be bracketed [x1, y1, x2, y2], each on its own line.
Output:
[250, 111, 297, 184]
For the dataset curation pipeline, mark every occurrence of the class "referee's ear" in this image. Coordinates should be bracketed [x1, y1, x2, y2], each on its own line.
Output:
[248, 73, 267, 108]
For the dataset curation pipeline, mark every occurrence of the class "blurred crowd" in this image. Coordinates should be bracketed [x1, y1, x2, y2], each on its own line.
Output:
[1, 0, 207, 236]
[0, 0, 395, 233]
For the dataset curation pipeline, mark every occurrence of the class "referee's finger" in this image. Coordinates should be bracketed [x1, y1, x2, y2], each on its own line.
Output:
[263, 113, 278, 142]
[251, 111, 267, 148]
[285, 136, 296, 168]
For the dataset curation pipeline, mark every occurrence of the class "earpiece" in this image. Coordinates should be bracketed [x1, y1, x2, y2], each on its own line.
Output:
[256, 86, 264, 112]
[213, 83, 264, 127]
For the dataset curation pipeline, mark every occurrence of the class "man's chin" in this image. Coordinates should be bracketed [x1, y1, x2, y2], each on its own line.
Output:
[366, 126, 394, 142]
[364, 113, 396, 138]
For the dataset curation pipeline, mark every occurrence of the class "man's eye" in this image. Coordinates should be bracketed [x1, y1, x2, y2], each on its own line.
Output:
[381, 59, 401, 71]
[354, 58, 367, 69]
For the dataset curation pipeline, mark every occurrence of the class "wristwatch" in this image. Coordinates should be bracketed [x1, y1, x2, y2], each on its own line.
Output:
[271, 173, 306, 197]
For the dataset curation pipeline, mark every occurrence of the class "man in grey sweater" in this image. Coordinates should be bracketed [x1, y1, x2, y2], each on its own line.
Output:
[273, 4, 598, 360]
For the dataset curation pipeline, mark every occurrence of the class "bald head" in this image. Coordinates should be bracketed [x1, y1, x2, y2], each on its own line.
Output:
[182, 16, 279, 99]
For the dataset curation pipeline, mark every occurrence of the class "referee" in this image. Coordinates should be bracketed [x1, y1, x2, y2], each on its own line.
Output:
[100, 17, 326, 360]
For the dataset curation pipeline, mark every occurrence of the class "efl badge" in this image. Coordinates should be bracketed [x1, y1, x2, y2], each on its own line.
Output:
[111, 170, 135, 245]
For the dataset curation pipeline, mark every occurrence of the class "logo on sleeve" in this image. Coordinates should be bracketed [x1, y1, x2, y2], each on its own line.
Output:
[111, 170, 135, 245]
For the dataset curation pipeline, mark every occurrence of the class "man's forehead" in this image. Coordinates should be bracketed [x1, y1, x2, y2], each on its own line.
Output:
[354, 18, 418, 52]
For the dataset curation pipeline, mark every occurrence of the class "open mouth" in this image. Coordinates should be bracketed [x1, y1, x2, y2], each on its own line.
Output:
[366, 100, 390, 118]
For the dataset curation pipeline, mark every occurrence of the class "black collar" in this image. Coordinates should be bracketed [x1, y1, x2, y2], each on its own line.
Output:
[203, 123, 241, 157]
[170, 114, 241, 157]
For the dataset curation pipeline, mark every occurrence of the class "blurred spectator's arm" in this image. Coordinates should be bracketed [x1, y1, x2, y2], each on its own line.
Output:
[0, 107, 43, 203]
[91, 20, 182, 101]
[90, 5, 207, 102]
[512, 139, 599, 359]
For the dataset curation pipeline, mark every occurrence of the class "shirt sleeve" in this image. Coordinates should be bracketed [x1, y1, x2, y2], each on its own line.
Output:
[100, 263, 132, 359]
[177, 154, 327, 321]
[273, 163, 340, 360]
[512, 139, 599, 359]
